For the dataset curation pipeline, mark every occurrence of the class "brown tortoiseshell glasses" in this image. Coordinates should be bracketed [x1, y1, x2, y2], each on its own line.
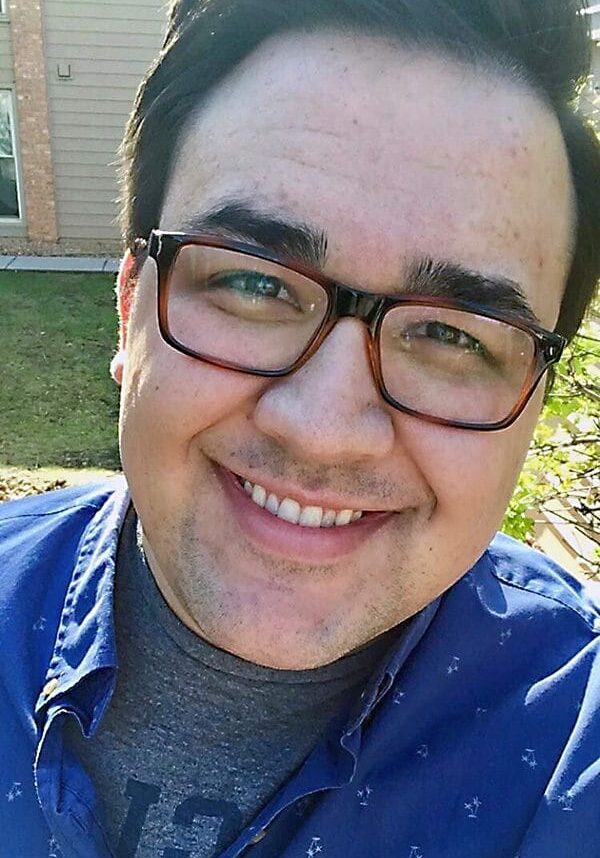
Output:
[146, 229, 566, 431]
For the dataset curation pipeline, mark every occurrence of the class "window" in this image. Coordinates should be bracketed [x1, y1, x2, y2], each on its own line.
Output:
[0, 1, 5, 16]
[0, 91, 20, 219]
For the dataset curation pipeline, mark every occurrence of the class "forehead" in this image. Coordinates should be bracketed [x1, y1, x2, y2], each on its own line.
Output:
[161, 31, 573, 328]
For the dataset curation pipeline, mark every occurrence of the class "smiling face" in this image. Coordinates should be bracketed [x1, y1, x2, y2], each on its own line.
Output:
[114, 32, 573, 668]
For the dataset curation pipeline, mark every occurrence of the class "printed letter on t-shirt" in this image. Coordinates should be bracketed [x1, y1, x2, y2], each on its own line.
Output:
[116, 778, 161, 858]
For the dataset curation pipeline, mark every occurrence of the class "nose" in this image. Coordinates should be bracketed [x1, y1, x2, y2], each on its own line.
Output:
[253, 319, 395, 464]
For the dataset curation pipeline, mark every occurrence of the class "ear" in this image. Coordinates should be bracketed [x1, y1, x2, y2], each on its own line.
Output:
[110, 249, 138, 386]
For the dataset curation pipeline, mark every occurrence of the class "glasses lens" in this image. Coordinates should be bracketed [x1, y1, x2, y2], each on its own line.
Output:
[379, 305, 536, 425]
[165, 245, 329, 371]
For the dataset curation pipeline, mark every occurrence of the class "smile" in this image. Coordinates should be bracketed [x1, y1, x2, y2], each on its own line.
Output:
[215, 463, 395, 563]
[238, 476, 364, 528]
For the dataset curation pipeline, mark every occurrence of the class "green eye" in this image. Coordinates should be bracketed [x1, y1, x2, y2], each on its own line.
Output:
[208, 271, 299, 308]
[420, 321, 486, 354]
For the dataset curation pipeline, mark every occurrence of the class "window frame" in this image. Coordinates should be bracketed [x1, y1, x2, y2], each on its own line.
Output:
[0, 89, 22, 222]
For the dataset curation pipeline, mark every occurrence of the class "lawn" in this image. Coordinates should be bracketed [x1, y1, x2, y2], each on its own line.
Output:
[0, 271, 121, 470]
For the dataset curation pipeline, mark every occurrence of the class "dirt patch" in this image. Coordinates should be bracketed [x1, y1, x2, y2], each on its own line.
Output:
[0, 466, 119, 502]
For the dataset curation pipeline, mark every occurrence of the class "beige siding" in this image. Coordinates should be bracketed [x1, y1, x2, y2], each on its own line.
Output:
[42, 0, 165, 242]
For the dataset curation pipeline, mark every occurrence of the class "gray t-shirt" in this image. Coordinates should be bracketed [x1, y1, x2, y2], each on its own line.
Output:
[67, 508, 397, 857]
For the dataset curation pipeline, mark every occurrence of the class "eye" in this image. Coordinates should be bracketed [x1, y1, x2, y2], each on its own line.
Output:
[206, 270, 301, 309]
[416, 320, 487, 354]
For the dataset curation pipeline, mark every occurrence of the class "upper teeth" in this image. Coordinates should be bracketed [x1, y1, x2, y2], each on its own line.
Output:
[242, 479, 363, 528]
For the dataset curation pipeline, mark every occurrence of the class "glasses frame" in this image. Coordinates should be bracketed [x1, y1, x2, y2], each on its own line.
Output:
[147, 229, 566, 431]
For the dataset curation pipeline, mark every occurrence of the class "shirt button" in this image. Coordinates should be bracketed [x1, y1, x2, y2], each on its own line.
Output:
[249, 830, 267, 845]
[42, 677, 60, 697]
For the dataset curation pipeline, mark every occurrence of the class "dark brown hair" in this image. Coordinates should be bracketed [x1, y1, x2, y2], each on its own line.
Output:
[120, 0, 600, 341]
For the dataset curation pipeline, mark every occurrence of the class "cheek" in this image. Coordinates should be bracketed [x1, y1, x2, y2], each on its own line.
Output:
[397, 402, 539, 519]
[120, 316, 266, 455]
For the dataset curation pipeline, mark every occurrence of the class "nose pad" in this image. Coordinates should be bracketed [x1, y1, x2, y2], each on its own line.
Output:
[253, 319, 395, 463]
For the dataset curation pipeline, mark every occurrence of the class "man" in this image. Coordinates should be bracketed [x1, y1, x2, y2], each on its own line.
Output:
[1, 0, 599, 856]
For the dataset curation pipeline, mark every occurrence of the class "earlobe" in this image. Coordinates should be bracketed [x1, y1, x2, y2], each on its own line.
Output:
[110, 350, 126, 386]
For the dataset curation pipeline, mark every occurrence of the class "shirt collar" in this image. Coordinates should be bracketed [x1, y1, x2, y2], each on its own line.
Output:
[35, 477, 130, 728]
[343, 596, 442, 735]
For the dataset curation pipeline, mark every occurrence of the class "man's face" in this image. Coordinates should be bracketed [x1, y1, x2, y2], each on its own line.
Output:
[115, 33, 573, 668]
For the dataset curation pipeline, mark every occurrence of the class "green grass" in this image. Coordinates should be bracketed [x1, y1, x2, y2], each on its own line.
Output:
[0, 271, 121, 469]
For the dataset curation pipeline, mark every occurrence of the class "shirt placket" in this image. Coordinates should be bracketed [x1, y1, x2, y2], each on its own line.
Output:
[35, 704, 116, 858]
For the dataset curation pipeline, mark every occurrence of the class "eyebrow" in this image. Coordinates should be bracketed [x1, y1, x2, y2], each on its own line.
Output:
[180, 200, 329, 269]
[405, 258, 541, 326]
[179, 200, 540, 325]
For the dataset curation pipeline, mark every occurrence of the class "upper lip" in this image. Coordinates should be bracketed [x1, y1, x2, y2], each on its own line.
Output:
[221, 463, 394, 514]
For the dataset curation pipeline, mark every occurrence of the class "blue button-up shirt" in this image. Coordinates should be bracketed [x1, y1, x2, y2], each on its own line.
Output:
[1, 479, 599, 858]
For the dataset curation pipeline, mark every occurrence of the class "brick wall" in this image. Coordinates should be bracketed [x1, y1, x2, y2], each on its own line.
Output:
[8, 0, 58, 243]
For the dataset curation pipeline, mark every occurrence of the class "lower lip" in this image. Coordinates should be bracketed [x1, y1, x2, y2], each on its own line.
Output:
[215, 464, 393, 563]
